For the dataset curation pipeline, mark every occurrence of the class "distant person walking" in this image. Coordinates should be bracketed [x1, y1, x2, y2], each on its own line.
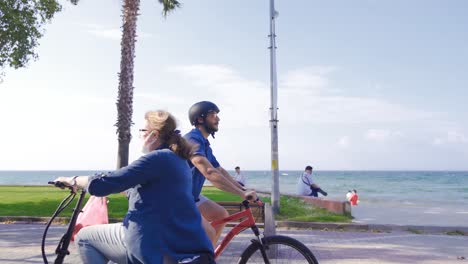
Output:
[234, 166, 246, 186]
[296, 165, 328, 197]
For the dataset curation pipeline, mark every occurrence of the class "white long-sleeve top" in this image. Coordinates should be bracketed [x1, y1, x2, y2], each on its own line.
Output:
[234, 172, 246, 185]
[296, 172, 314, 195]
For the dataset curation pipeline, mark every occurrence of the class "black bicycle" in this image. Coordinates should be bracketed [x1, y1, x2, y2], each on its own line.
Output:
[41, 181, 87, 264]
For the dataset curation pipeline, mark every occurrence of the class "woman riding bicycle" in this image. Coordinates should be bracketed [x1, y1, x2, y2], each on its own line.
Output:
[53, 110, 214, 264]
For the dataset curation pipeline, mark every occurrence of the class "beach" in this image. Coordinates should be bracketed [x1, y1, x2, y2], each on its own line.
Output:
[351, 199, 468, 227]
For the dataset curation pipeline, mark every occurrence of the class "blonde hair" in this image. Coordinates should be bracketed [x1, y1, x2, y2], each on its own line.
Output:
[144, 110, 194, 159]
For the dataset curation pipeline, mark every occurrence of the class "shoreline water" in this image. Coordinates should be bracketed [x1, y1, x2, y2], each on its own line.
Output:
[253, 187, 468, 228]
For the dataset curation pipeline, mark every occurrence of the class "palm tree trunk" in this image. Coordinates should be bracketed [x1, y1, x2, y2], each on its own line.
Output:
[116, 0, 140, 168]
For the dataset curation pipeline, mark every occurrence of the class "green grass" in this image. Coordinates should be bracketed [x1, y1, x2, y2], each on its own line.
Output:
[407, 228, 425, 234]
[446, 230, 466, 236]
[274, 196, 352, 222]
[200, 186, 242, 202]
[0, 185, 351, 223]
[0, 185, 128, 218]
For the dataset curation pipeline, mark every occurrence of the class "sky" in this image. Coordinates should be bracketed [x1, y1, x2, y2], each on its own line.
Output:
[1, 0, 468, 171]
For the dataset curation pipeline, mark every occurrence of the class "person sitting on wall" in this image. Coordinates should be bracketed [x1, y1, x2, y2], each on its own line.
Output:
[296, 165, 327, 197]
[233, 166, 246, 187]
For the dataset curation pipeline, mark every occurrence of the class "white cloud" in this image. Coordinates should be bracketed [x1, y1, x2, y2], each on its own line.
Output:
[84, 24, 153, 40]
[277, 67, 435, 125]
[87, 28, 121, 40]
[165, 64, 269, 128]
[433, 130, 468, 145]
[366, 129, 390, 141]
[365, 129, 403, 142]
[337, 136, 350, 148]
[140, 64, 448, 157]
[280, 93, 433, 126]
[166, 64, 266, 95]
[0, 85, 118, 170]
[280, 66, 336, 94]
[165, 64, 436, 128]
[134, 92, 185, 105]
[168, 64, 240, 85]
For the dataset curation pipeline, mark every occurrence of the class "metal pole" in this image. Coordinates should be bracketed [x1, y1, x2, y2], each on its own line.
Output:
[268, 0, 280, 214]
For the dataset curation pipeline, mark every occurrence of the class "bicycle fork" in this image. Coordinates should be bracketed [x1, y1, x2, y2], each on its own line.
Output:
[250, 225, 271, 264]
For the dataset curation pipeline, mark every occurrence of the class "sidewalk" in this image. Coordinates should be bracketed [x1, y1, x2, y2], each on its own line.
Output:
[1, 223, 467, 264]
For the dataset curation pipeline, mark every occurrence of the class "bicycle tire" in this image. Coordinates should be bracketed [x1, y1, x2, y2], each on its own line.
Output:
[238, 235, 318, 264]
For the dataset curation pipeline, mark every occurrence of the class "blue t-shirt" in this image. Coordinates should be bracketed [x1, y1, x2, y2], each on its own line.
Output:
[184, 128, 220, 200]
[86, 147, 213, 263]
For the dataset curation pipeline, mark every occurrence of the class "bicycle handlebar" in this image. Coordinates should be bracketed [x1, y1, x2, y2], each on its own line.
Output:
[48, 181, 64, 187]
[48, 181, 75, 192]
[242, 197, 263, 209]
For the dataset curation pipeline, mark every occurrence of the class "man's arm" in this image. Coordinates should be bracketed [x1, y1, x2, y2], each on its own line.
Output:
[217, 167, 246, 190]
[191, 155, 255, 200]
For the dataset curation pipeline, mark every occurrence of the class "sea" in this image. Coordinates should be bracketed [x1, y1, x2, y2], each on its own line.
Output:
[1, 170, 467, 227]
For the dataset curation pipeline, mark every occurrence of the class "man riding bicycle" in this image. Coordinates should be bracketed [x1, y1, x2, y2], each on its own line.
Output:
[184, 101, 257, 247]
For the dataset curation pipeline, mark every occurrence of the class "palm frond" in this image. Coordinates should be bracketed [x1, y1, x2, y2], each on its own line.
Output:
[158, 0, 181, 17]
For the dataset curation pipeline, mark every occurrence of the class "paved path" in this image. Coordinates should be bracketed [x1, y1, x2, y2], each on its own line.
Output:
[1, 223, 467, 263]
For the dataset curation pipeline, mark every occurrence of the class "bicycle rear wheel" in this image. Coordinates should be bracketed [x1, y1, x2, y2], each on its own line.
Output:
[238, 235, 318, 264]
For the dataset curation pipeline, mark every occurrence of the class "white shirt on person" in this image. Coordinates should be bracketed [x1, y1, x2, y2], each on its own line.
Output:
[296, 172, 314, 196]
[234, 172, 246, 185]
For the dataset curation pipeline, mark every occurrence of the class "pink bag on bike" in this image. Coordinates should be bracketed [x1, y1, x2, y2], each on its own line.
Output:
[71, 196, 109, 241]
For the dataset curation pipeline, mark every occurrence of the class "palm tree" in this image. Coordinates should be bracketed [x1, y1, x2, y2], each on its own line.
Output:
[116, 0, 181, 168]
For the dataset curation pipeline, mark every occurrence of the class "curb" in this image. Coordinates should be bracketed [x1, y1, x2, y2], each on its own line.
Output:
[276, 221, 468, 235]
[1, 216, 467, 235]
[0, 216, 122, 224]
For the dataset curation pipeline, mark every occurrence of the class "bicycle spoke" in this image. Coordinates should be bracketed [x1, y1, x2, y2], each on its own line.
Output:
[238, 235, 318, 264]
[244, 243, 310, 263]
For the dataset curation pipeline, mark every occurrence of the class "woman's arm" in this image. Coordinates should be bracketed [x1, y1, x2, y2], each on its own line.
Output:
[53, 155, 157, 196]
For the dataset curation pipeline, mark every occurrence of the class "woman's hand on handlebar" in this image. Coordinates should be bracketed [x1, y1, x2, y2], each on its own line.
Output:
[50, 176, 78, 192]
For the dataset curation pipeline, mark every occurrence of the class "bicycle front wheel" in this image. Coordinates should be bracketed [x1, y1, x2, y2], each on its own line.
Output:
[238, 235, 318, 264]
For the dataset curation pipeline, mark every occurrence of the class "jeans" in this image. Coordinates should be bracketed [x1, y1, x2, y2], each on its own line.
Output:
[309, 187, 327, 197]
[309, 188, 318, 197]
[74, 223, 127, 264]
[74, 223, 209, 264]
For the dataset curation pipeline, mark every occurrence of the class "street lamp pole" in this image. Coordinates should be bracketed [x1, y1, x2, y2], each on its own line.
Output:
[268, 0, 280, 214]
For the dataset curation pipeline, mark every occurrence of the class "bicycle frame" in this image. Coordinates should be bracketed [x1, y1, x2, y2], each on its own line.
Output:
[53, 189, 87, 264]
[42, 183, 87, 264]
[211, 201, 262, 259]
[211, 200, 317, 264]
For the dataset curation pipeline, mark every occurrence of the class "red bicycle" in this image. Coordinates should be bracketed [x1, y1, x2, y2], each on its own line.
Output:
[44, 182, 318, 264]
[212, 200, 318, 264]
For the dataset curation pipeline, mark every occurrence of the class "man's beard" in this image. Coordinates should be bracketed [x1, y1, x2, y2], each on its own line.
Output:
[204, 122, 218, 137]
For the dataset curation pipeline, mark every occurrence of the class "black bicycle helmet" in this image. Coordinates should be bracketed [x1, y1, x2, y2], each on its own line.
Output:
[188, 101, 220, 126]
